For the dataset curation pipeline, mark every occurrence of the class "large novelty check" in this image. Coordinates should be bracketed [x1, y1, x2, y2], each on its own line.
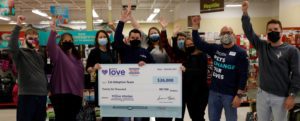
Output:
[98, 64, 182, 118]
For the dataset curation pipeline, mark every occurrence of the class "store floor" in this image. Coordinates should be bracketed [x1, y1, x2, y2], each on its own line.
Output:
[0, 106, 250, 121]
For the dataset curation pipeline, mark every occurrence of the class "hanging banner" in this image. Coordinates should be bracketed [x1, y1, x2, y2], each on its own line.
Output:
[38, 31, 97, 46]
[0, 32, 25, 49]
[0, 0, 15, 16]
[200, 0, 224, 13]
[50, 5, 69, 25]
[98, 64, 182, 118]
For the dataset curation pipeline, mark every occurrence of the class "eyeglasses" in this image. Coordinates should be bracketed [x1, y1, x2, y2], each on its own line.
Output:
[220, 31, 233, 35]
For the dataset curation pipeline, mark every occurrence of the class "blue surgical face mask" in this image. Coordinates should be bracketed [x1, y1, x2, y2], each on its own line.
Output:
[177, 39, 185, 49]
[98, 38, 108, 46]
[149, 34, 160, 42]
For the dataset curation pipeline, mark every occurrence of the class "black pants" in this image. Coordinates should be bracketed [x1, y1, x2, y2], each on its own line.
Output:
[50, 94, 82, 121]
[17, 95, 47, 121]
[102, 117, 119, 121]
[175, 80, 209, 121]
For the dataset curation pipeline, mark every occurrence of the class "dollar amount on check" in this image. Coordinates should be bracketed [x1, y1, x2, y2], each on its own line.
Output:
[98, 64, 182, 118]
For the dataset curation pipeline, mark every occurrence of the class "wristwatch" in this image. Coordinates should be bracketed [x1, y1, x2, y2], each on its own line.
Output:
[237, 93, 245, 98]
[289, 93, 296, 97]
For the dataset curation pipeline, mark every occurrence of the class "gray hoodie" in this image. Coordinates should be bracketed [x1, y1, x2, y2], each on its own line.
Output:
[242, 14, 300, 97]
[8, 26, 48, 96]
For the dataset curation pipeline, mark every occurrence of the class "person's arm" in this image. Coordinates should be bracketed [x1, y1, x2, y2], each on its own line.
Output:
[47, 31, 60, 62]
[237, 50, 249, 91]
[241, 1, 266, 50]
[8, 16, 24, 56]
[113, 21, 127, 50]
[113, 5, 132, 50]
[161, 30, 176, 61]
[191, 16, 218, 56]
[288, 48, 300, 96]
[86, 49, 97, 73]
[8, 26, 21, 55]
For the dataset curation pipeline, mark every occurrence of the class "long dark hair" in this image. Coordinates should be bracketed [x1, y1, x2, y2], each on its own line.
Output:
[147, 27, 163, 52]
[94, 30, 111, 50]
[59, 33, 81, 60]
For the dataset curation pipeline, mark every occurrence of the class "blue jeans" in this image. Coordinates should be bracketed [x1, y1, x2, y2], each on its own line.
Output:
[256, 88, 288, 121]
[208, 90, 237, 121]
[17, 95, 47, 121]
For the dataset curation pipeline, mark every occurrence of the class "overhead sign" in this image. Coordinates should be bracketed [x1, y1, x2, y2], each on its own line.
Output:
[0, 0, 15, 16]
[50, 5, 69, 25]
[200, 0, 224, 13]
[38, 31, 97, 46]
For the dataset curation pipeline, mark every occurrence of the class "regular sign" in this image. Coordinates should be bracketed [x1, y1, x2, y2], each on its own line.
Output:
[200, 0, 224, 13]
[38, 31, 97, 46]
[98, 64, 182, 118]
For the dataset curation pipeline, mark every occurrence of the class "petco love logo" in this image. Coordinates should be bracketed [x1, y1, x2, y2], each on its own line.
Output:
[102, 68, 126, 76]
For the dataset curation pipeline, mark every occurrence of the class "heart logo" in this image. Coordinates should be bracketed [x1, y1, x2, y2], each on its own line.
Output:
[102, 70, 108, 75]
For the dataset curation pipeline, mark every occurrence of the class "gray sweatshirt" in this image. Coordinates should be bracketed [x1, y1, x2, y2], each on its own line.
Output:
[242, 14, 300, 97]
[8, 26, 48, 96]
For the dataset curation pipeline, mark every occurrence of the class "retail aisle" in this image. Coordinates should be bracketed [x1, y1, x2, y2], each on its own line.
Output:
[0, 107, 250, 121]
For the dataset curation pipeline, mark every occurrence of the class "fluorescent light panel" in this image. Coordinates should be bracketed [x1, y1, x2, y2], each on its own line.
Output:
[226, 4, 242, 7]
[153, 8, 160, 14]
[147, 13, 158, 22]
[93, 9, 99, 18]
[32, 9, 51, 20]
[0, 16, 11, 21]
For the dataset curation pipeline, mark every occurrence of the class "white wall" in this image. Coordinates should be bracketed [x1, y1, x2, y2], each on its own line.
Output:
[173, 1, 279, 34]
[279, 0, 300, 27]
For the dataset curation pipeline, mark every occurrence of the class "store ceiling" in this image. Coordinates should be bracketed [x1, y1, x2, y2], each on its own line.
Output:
[0, 0, 274, 25]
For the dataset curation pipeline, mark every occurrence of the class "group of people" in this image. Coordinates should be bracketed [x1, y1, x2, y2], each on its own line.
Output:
[8, 0, 300, 121]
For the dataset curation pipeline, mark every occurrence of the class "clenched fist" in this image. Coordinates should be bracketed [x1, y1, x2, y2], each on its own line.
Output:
[242, 0, 249, 13]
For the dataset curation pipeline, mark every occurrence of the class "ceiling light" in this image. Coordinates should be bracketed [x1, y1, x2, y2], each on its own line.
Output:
[147, 13, 158, 22]
[93, 19, 103, 24]
[153, 8, 160, 14]
[225, 4, 242, 7]
[9, 21, 16, 24]
[40, 21, 51, 25]
[93, 9, 99, 18]
[32, 9, 51, 19]
[70, 20, 86, 24]
[0, 16, 11, 21]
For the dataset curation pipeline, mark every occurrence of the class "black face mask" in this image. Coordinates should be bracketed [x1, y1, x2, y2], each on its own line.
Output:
[130, 39, 141, 48]
[26, 40, 34, 49]
[185, 46, 196, 54]
[62, 42, 74, 51]
[268, 31, 281, 43]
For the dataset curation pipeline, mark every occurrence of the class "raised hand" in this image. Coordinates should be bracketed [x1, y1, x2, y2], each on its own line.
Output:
[120, 0, 132, 22]
[173, 24, 182, 36]
[17, 15, 25, 26]
[191, 15, 201, 30]
[159, 17, 169, 30]
[50, 16, 56, 31]
[242, 0, 249, 13]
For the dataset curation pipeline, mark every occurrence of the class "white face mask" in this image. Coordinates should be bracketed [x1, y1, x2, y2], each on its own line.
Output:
[220, 34, 235, 45]
[98, 38, 108, 46]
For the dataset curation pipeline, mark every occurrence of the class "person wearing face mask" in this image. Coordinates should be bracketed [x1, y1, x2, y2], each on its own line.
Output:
[113, 4, 154, 121]
[47, 20, 84, 121]
[159, 27, 189, 121]
[181, 37, 208, 121]
[86, 30, 118, 121]
[192, 16, 249, 121]
[146, 26, 169, 63]
[8, 15, 48, 121]
[242, 1, 300, 121]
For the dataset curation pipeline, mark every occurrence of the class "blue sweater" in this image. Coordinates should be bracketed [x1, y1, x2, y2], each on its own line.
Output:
[192, 30, 249, 96]
[113, 21, 154, 64]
